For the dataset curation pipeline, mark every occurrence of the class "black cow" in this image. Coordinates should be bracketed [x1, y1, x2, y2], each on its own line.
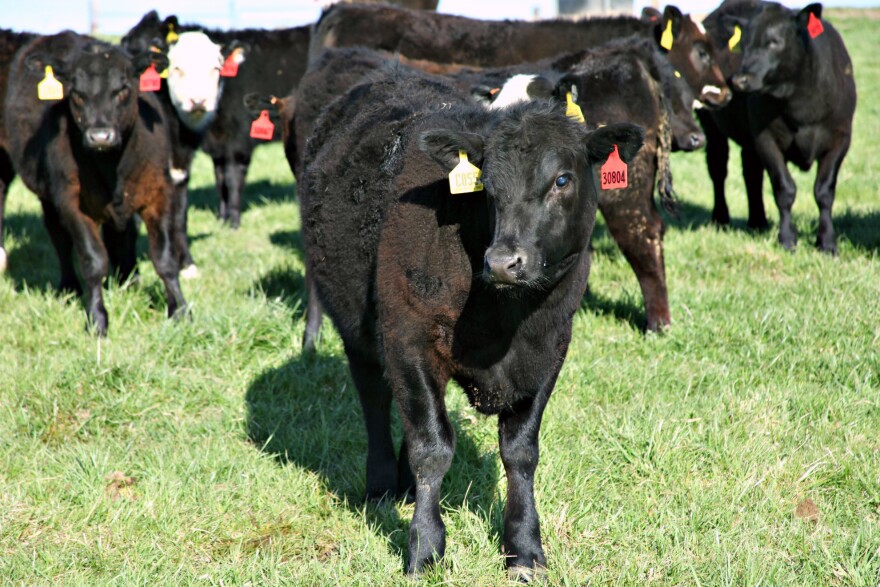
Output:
[0, 28, 38, 272]
[5, 32, 186, 335]
[301, 64, 643, 578]
[270, 40, 689, 350]
[702, 1, 855, 253]
[310, 3, 731, 110]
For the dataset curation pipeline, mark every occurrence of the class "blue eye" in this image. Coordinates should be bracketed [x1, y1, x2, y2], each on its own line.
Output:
[555, 175, 570, 188]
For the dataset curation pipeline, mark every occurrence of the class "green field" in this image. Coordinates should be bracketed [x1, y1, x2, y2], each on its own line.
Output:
[1, 10, 878, 585]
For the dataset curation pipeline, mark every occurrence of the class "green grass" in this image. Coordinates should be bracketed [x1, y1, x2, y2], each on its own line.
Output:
[1, 9, 879, 585]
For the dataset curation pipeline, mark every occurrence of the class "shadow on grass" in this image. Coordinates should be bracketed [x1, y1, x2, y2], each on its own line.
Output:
[835, 208, 880, 254]
[252, 265, 308, 318]
[187, 180, 295, 216]
[268, 228, 305, 264]
[244, 350, 502, 568]
[582, 286, 646, 332]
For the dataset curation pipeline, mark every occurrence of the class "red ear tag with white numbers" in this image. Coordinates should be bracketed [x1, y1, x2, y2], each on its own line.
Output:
[139, 64, 161, 92]
[807, 12, 824, 39]
[600, 145, 628, 190]
[220, 52, 239, 77]
[250, 110, 274, 140]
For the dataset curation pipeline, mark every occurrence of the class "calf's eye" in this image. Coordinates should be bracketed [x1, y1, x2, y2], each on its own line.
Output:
[555, 175, 570, 188]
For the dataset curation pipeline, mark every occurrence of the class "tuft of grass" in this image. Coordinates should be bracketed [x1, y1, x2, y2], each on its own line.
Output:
[1, 9, 878, 585]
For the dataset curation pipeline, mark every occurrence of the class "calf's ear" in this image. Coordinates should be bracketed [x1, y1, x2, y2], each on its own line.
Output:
[419, 129, 485, 171]
[224, 40, 249, 65]
[796, 3, 823, 27]
[584, 123, 645, 164]
[641, 6, 662, 23]
[131, 49, 169, 76]
[24, 53, 66, 79]
[655, 5, 684, 50]
[242, 92, 286, 123]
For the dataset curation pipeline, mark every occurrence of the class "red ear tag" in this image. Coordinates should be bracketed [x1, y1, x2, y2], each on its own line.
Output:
[807, 12, 824, 39]
[220, 53, 239, 77]
[139, 63, 161, 92]
[250, 110, 274, 140]
[600, 145, 628, 190]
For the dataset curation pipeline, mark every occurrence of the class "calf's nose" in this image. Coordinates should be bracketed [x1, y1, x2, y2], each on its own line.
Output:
[84, 127, 119, 150]
[189, 97, 207, 111]
[689, 132, 706, 150]
[484, 250, 527, 284]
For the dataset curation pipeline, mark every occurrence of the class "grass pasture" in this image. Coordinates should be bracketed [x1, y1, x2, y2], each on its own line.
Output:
[1, 9, 879, 585]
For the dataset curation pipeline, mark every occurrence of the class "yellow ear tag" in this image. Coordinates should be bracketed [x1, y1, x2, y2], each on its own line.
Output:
[674, 70, 682, 78]
[166, 25, 179, 45]
[448, 150, 483, 195]
[728, 24, 742, 52]
[159, 68, 169, 79]
[37, 66, 63, 101]
[565, 92, 585, 124]
[660, 19, 674, 50]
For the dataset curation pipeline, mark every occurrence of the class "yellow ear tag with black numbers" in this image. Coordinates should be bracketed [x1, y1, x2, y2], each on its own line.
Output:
[166, 25, 179, 45]
[728, 24, 742, 52]
[565, 92, 585, 123]
[674, 70, 682, 78]
[660, 19, 674, 50]
[449, 150, 483, 194]
[38, 66, 63, 101]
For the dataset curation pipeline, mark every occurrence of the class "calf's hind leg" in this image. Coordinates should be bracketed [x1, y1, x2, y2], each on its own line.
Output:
[812, 136, 850, 255]
[347, 349, 399, 501]
[139, 204, 186, 320]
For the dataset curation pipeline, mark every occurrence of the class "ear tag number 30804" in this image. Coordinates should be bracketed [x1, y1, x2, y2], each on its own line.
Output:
[139, 64, 161, 92]
[448, 150, 483, 194]
[38, 66, 63, 101]
[250, 110, 274, 140]
[601, 144, 628, 190]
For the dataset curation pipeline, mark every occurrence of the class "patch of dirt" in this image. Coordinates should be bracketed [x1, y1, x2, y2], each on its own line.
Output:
[105, 471, 137, 501]
[795, 497, 820, 523]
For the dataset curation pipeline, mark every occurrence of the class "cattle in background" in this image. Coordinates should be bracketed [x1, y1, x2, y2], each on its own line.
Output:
[309, 2, 731, 111]
[301, 63, 643, 578]
[701, 1, 855, 253]
[331, 0, 439, 8]
[124, 13, 310, 229]
[0, 28, 38, 272]
[486, 37, 688, 332]
[122, 13, 245, 276]
[5, 32, 186, 335]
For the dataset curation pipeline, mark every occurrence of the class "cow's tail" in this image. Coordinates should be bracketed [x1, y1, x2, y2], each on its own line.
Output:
[653, 78, 679, 216]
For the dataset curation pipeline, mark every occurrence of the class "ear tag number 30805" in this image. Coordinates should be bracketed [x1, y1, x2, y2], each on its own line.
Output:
[38, 66, 63, 101]
[250, 110, 274, 140]
[601, 144, 628, 190]
[448, 150, 483, 194]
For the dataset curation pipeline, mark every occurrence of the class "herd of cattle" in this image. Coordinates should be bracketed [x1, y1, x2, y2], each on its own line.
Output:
[0, 0, 857, 579]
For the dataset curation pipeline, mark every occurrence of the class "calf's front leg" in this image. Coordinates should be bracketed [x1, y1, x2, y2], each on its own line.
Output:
[498, 385, 552, 581]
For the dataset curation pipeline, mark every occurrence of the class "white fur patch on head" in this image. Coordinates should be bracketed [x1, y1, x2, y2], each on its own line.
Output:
[489, 74, 538, 110]
[0, 247, 7, 273]
[167, 32, 224, 132]
[170, 167, 188, 185]
[693, 99, 706, 110]
[701, 85, 722, 96]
